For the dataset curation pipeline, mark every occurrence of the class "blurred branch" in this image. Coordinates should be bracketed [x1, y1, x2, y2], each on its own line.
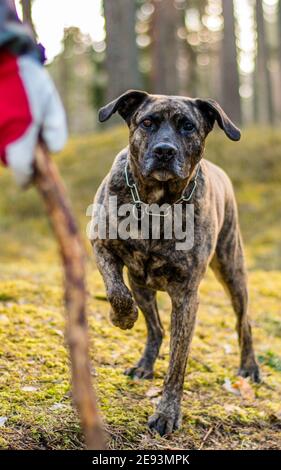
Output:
[34, 145, 106, 450]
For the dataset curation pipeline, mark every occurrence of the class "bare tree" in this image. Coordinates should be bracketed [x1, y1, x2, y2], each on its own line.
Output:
[103, 0, 141, 101]
[21, 0, 36, 36]
[151, 0, 180, 94]
[277, 0, 281, 119]
[279, 1, 281, 67]
[221, 0, 241, 124]
[255, 0, 274, 124]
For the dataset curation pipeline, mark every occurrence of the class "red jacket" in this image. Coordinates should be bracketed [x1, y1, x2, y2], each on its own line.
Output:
[0, 49, 32, 164]
[0, 2, 67, 186]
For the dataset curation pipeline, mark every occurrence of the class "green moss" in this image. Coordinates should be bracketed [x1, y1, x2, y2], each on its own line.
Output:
[0, 128, 281, 449]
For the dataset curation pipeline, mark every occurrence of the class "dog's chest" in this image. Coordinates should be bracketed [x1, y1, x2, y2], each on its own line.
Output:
[110, 237, 191, 290]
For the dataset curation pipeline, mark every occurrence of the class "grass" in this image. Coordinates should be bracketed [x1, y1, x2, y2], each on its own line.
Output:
[0, 126, 281, 449]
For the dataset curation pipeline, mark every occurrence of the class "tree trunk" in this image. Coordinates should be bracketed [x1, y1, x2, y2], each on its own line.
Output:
[221, 0, 241, 124]
[151, 0, 180, 95]
[278, 1, 281, 72]
[277, 0, 281, 119]
[103, 0, 141, 102]
[185, 42, 198, 97]
[255, 0, 274, 124]
[21, 0, 36, 37]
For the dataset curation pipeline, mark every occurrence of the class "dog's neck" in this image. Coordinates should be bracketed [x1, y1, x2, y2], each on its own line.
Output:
[127, 155, 198, 205]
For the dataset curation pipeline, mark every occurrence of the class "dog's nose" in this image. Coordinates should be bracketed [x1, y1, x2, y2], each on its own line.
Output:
[152, 143, 177, 161]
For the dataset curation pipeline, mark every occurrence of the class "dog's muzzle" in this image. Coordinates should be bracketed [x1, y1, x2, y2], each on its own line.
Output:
[144, 143, 181, 181]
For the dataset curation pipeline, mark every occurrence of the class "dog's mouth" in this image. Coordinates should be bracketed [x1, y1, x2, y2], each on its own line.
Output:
[141, 153, 187, 182]
[150, 169, 176, 182]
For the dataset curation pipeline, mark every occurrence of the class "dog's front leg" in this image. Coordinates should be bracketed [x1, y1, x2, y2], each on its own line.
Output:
[93, 241, 138, 330]
[148, 284, 199, 436]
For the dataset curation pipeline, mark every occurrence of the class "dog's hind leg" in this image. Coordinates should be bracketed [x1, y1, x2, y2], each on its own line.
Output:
[211, 223, 260, 383]
[124, 276, 164, 379]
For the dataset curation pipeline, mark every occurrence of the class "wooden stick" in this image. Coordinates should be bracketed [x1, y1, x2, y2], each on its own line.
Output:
[199, 426, 214, 450]
[34, 144, 106, 450]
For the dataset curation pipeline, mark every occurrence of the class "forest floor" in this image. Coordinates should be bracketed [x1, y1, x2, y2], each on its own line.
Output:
[0, 127, 281, 450]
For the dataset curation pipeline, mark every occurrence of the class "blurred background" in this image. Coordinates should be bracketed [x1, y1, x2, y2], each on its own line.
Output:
[4, 0, 278, 271]
[16, 0, 281, 133]
[0, 0, 276, 271]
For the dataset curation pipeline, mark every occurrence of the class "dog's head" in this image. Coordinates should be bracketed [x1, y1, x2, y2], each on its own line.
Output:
[99, 90, 241, 182]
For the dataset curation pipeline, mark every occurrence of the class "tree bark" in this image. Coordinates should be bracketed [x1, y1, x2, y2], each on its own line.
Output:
[104, 0, 141, 102]
[221, 0, 242, 124]
[255, 0, 274, 124]
[185, 42, 198, 97]
[151, 0, 180, 95]
[278, 1, 281, 71]
[34, 145, 106, 450]
[277, 0, 281, 119]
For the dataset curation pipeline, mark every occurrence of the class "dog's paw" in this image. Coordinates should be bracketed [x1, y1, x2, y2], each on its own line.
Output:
[108, 290, 138, 330]
[238, 361, 261, 383]
[124, 364, 154, 380]
[148, 409, 181, 437]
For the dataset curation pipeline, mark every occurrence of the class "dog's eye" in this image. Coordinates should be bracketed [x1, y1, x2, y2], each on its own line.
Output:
[141, 119, 153, 129]
[181, 121, 195, 133]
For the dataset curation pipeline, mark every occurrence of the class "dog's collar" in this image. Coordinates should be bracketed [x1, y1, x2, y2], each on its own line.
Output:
[125, 160, 201, 215]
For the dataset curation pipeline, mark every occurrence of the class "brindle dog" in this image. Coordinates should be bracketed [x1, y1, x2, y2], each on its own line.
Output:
[93, 90, 260, 436]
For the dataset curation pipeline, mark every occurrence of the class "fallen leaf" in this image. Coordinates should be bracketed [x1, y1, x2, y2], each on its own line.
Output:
[49, 403, 64, 411]
[233, 377, 255, 401]
[145, 387, 161, 399]
[223, 378, 240, 396]
[0, 314, 9, 323]
[21, 386, 38, 392]
[53, 329, 64, 337]
[223, 344, 232, 354]
[223, 377, 255, 401]
[0, 417, 7, 427]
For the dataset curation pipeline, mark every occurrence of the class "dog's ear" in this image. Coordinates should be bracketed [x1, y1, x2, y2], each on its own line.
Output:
[99, 90, 149, 124]
[196, 98, 241, 141]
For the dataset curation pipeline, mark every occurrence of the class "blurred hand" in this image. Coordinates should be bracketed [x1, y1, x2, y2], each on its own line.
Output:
[0, 50, 67, 186]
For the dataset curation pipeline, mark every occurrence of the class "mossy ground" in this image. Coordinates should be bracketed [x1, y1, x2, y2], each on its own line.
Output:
[0, 127, 281, 449]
